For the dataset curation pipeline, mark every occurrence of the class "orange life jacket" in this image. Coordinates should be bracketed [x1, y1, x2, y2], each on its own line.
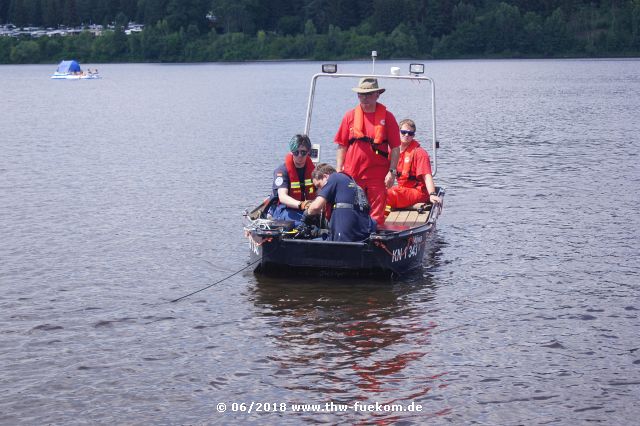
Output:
[349, 103, 389, 157]
[397, 140, 425, 191]
[284, 153, 316, 201]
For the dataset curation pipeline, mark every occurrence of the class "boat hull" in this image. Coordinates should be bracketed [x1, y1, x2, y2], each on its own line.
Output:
[245, 194, 443, 277]
[248, 226, 436, 277]
[50, 72, 101, 80]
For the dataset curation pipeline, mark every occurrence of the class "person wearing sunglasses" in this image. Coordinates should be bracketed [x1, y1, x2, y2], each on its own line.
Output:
[268, 134, 316, 226]
[386, 119, 441, 210]
[334, 77, 401, 226]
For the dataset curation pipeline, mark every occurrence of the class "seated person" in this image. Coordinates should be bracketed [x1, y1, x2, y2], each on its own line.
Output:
[305, 163, 377, 242]
[268, 134, 315, 226]
[386, 119, 442, 209]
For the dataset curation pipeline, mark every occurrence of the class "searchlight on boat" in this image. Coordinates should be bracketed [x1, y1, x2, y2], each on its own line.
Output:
[322, 64, 337, 74]
[410, 63, 425, 75]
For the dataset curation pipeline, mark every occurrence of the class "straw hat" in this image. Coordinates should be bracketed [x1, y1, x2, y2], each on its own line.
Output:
[352, 77, 385, 94]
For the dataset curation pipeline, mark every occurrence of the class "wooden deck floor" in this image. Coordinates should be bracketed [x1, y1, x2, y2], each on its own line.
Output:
[382, 205, 431, 230]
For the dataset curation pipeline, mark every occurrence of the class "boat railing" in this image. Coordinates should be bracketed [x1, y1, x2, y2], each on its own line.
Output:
[303, 67, 438, 176]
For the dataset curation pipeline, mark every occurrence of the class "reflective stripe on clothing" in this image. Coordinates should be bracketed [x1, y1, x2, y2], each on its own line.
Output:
[284, 153, 316, 201]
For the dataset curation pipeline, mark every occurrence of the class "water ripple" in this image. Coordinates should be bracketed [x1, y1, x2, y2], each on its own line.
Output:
[1, 60, 639, 425]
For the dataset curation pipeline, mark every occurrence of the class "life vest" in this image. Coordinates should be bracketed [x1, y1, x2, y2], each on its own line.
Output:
[397, 140, 425, 191]
[349, 103, 389, 157]
[284, 152, 316, 201]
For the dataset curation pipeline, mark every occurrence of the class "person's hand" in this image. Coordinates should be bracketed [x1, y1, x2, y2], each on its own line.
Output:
[302, 210, 317, 225]
[384, 170, 395, 188]
[300, 200, 312, 210]
[429, 194, 442, 204]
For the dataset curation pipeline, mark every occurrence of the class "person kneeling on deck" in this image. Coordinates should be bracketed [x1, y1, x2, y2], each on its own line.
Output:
[269, 134, 316, 226]
[304, 163, 377, 242]
[386, 119, 442, 210]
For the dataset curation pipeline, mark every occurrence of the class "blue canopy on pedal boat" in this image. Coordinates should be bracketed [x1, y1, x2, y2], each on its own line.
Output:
[56, 60, 81, 73]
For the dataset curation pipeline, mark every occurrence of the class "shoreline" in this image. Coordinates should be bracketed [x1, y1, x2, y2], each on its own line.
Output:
[2, 55, 640, 67]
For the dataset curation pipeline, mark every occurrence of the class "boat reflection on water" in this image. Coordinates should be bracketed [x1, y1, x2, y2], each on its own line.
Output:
[247, 237, 450, 422]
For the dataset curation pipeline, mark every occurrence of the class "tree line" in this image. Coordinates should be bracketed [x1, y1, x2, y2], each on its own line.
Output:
[1, 0, 639, 64]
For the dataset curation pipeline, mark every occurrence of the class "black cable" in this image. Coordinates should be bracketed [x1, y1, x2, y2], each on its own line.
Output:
[170, 258, 261, 303]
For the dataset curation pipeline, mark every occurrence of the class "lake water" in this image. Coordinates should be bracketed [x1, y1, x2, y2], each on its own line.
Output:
[1, 59, 639, 425]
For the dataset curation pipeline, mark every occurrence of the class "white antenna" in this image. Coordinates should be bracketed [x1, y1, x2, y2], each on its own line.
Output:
[371, 50, 377, 74]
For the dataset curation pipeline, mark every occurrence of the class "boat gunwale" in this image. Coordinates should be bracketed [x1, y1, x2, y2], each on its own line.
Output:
[247, 187, 444, 244]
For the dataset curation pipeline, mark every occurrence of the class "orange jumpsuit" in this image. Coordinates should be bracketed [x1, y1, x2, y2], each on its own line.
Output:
[334, 103, 401, 225]
[386, 140, 432, 209]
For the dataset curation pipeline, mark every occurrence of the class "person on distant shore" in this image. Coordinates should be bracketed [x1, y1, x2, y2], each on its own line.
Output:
[304, 163, 376, 242]
[268, 134, 316, 226]
[334, 77, 401, 226]
[386, 119, 441, 209]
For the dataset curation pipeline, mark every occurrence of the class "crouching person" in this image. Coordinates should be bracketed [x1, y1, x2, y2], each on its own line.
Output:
[304, 163, 377, 242]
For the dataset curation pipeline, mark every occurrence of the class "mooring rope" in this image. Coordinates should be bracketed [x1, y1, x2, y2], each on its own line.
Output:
[170, 258, 261, 303]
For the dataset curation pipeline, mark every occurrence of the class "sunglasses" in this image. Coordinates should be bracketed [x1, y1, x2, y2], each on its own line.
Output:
[292, 150, 308, 157]
[400, 130, 415, 136]
[358, 92, 379, 97]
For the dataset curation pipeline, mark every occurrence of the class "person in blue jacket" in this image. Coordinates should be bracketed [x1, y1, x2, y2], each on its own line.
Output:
[268, 134, 315, 226]
[304, 163, 377, 242]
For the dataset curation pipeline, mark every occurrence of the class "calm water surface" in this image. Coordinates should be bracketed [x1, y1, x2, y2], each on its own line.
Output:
[1, 59, 639, 425]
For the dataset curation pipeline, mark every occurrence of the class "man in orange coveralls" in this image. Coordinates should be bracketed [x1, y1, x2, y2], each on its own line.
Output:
[334, 77, 401, 225]
[386, 119, 441, 208]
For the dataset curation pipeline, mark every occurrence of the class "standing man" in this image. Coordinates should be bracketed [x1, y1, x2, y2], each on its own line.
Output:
[334, 77, 401, 225]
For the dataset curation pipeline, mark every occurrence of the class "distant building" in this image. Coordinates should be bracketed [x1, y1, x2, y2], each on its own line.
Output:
[0, 23, 144, 38]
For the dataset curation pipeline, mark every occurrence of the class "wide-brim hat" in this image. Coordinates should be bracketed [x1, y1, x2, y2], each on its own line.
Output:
[352, 77, 385, 94]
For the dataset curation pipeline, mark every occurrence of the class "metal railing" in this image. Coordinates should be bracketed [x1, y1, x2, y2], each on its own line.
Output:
[303, 71, 438, 177]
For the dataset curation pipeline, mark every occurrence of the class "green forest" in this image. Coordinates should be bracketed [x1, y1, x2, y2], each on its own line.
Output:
[1, 0, 639, 64]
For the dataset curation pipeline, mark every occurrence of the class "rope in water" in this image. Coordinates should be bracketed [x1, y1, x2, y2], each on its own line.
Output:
[170, 258, 261, 303]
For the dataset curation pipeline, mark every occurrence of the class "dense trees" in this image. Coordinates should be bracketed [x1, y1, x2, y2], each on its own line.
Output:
[1, 0, 639, 63]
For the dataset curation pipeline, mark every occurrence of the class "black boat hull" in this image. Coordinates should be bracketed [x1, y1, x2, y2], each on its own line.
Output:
[245, 195, 443, 277]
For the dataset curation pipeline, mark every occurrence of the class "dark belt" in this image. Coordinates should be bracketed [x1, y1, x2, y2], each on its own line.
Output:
[334, 203, 354, 209]
[372, 147, 389, 158]
[334, 202, 369, 213]
[348, 137, 389, 158]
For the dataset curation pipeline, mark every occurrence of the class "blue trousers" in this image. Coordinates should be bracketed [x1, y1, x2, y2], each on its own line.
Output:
[269, 203, 305, 227]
